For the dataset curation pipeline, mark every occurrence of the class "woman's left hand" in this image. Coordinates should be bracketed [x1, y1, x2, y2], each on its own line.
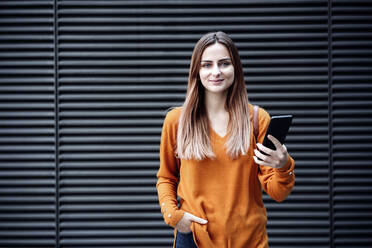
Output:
[253, 135, 289, 169]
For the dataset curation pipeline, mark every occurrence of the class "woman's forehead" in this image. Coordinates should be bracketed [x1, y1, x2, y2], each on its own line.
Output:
[201, 43, 231, 60]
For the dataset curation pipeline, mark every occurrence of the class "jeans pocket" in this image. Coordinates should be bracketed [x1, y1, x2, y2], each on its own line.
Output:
[175, 229, 196, 248]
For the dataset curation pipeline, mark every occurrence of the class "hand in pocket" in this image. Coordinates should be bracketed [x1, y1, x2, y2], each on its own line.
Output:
[176, 212, 208, 233]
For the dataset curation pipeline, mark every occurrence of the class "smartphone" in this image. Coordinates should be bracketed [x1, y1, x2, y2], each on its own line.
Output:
[261, 115, 293, 151]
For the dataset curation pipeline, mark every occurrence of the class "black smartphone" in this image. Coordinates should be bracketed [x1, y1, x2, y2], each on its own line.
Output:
[261, 115, 293, 151]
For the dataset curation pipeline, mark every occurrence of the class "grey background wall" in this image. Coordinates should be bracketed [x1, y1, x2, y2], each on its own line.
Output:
[0, 0, 371, 247]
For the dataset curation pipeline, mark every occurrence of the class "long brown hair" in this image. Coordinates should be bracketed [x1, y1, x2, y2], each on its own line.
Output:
[176, 31, 251, 160]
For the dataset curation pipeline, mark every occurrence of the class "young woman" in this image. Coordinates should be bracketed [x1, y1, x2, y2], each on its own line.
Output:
[156, 31, 295, 248]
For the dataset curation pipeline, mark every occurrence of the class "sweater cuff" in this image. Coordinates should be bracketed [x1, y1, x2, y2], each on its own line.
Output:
[160, 202, 185, 228]
[275, 155, 295, 178]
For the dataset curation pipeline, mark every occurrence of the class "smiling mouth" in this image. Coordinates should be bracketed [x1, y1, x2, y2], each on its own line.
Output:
[209, 79, 224, 83]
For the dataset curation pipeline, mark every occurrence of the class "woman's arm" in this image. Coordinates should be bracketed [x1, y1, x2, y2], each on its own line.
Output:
[253, 107, 295, 202]
[156, 110, 185, 227]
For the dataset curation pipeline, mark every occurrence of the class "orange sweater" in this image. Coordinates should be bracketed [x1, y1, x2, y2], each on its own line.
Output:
[156, 104, 295, 248]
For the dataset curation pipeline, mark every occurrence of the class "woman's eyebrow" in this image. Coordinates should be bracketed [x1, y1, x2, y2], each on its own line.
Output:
[201, 58, 232, 62]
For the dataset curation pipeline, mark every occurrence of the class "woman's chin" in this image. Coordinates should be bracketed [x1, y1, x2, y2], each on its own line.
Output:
[204, 83, 233, 94]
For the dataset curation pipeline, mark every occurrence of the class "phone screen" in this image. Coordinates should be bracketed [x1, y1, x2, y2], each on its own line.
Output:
[262, 115, 293, 151]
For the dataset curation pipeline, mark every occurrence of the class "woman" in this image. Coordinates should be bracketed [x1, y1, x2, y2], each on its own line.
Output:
[156, 31, 295, 248]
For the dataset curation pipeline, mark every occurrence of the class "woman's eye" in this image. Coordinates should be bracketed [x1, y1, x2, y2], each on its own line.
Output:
[202, 63, 211, 68]
[221, 62, 231, 67]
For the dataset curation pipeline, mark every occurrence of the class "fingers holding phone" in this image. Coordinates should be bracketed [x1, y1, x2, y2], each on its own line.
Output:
[253, 115, 292, 169]
[254, 136, 289, 169]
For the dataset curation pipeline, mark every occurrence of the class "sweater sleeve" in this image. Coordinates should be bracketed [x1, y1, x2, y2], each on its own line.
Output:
[256, 107, 295, 203]
[156, 109, 185, 227]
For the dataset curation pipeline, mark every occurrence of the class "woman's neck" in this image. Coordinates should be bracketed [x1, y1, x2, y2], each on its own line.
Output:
[204, 91, 228, 115]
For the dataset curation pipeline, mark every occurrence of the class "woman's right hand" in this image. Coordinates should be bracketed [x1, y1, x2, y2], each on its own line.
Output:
[176, 212, 208, 233]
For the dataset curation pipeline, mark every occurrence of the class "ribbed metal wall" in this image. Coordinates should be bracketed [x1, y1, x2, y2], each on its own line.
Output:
[0, 0, 371, 247]
[0, 1, 56, 248]
[331, 1, 372, 247]
[57, 0, 172, 247]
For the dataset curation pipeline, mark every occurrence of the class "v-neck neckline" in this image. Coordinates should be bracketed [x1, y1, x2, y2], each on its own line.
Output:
[210, 126, 228, 140]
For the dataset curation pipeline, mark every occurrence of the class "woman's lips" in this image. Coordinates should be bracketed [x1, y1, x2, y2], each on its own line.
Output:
[209, 79, 224, 85]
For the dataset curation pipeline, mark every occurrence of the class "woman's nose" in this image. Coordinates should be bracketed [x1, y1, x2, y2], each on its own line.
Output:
[212, 64, 221, 76]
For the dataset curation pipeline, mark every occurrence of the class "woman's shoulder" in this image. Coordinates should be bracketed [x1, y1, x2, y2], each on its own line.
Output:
[163, 106, 182, 125]
[248, 103, 270, 126]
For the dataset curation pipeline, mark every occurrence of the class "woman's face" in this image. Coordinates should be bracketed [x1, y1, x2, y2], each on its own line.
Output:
[199, 42, 235, 95]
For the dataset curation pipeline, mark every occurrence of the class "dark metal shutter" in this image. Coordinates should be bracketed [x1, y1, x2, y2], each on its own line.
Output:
[57, 1, 183, 247]
[1, 0, 372, 248]
[0, 1, 56, 248]
[56, 1, 332, 247]
[331, 1, 372, 247]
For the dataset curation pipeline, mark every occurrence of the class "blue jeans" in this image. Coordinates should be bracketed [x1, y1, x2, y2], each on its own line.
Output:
[175, 231, 197, 248]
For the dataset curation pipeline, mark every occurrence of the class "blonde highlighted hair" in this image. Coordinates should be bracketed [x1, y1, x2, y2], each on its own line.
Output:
[176, 31, 251, 160]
